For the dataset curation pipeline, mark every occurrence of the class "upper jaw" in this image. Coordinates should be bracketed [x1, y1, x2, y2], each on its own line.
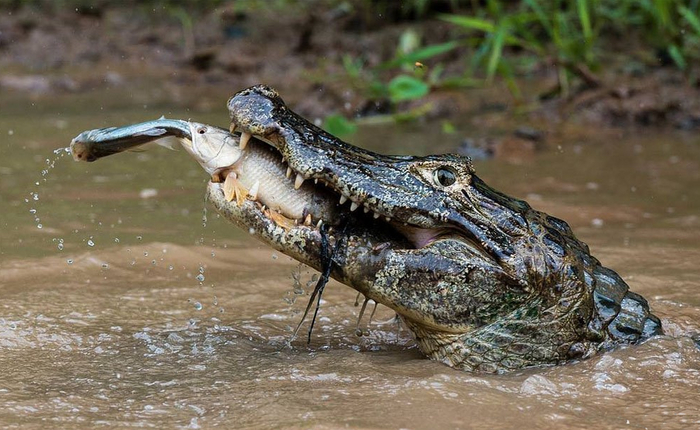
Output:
[226, 86, 509, 260]
[226, 86, 433, 228]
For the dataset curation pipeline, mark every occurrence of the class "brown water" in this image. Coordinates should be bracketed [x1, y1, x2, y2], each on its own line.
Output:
[1, 87, 699, 429]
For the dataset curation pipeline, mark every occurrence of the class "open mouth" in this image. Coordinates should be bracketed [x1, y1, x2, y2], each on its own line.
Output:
[209, 129, 447, 250]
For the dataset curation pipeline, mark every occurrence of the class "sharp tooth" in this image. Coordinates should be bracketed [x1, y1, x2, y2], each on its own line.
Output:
[316, 219, 323, 228]
[304, 214, 312, 226]
[350, 202, 359, 212]
[373, 212, 380, 219]
[294, 174, 305, 189]
[223, 173, 236, 202]
[240, 132, 251, 150]
[286, 166, 293, 178]
[229, 123, 236, 133]
[249, 180, 260, 200]
[314, 178, 318, 184]
[385, 216, 391, 222]
[363, 206, 369, 213]
[339, 195, 348, 205]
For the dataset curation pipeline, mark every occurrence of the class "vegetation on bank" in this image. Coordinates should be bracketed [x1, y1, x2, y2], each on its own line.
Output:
[2, 0, 698, 134]
[323, 0, 700, 135]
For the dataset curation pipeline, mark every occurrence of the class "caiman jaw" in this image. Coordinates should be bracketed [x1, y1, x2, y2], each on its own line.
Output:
[211, 128, 429, 248]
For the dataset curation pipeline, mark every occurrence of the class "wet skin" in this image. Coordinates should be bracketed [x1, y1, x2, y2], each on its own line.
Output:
[219, 85, 662, 372]
[71, 86, 662, 373]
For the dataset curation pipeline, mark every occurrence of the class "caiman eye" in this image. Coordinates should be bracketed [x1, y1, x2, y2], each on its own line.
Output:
[197, 127, 207, 134]
[434, 167, 457, 187]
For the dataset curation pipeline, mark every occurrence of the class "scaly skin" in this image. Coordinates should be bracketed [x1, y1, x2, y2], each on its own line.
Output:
[214, 85, 663, 372]
[70, 86, 663, 373]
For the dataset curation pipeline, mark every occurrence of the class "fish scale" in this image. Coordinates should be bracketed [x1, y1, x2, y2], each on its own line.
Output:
[233, 142, 336, 221]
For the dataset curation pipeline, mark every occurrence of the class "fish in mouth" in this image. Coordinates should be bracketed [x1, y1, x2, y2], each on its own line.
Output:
[70, 85, 662, 373]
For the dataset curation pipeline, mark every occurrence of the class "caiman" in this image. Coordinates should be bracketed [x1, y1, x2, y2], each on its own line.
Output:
[70, 85, 662, 373]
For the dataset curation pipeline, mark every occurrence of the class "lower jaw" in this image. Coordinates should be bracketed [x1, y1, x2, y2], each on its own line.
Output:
[206, 181, 330, 269]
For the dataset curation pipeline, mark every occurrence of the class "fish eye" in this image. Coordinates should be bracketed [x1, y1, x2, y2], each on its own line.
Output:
[433, 167, 457, 187]
[197, 126, 207, 134]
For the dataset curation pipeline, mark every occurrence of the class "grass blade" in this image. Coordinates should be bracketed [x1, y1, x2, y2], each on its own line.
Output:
[679, 5, 700, 36]
[577, 0, 592, 43]
[382, 41, 460, 69]
[439, 15, 497, 33]
[486, 23, 506, 83]
[667, 44, 686, 70]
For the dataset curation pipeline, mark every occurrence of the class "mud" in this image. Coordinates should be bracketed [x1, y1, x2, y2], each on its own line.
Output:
[1, 3, 699, 135]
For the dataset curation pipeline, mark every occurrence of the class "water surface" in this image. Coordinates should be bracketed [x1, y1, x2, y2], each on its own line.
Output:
[1, 87, 699, 429]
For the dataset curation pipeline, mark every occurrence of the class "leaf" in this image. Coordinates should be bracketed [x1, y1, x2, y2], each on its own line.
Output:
[382, 41, 460, 69]
[523, 0, 553, 37]
[323, 114, 357, 137]
[486, 24, 506, 83]
[388, 75, 429, 103]
[577, 0, 592, 43]
[441, 120, 456, 134]
[679, 5, 700, 36]
[667, 44, 686, 70]
[439, 14, 497, 33]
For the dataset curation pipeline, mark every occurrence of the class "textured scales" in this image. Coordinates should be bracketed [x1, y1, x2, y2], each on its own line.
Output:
[70, 87, 663, 373]
[216, 85, 663, 373]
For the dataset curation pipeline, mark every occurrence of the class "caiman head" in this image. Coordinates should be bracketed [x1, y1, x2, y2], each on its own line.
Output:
[215, 85, 662, 372]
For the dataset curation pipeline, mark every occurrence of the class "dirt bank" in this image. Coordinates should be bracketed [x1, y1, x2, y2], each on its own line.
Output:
[1, 3, 699, 135]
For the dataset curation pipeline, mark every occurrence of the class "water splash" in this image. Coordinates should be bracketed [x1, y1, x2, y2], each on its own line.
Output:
[25, 147, 72, 232]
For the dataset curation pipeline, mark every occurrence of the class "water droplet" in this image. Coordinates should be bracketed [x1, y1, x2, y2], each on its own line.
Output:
[87, 239, 95, 247]
[193, 302, 203, 311]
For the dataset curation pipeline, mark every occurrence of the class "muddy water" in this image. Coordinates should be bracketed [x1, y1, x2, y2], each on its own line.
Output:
[1, 87, 699, 429]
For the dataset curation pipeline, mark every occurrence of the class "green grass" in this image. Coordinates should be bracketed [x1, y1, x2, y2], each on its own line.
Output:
[330, 0, 700, 135]
[441, 0, 700, 95]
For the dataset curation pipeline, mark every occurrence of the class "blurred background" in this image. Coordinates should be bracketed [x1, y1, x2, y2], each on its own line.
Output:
[1, 2, 699, 428]
[1, 0, 699, 134]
